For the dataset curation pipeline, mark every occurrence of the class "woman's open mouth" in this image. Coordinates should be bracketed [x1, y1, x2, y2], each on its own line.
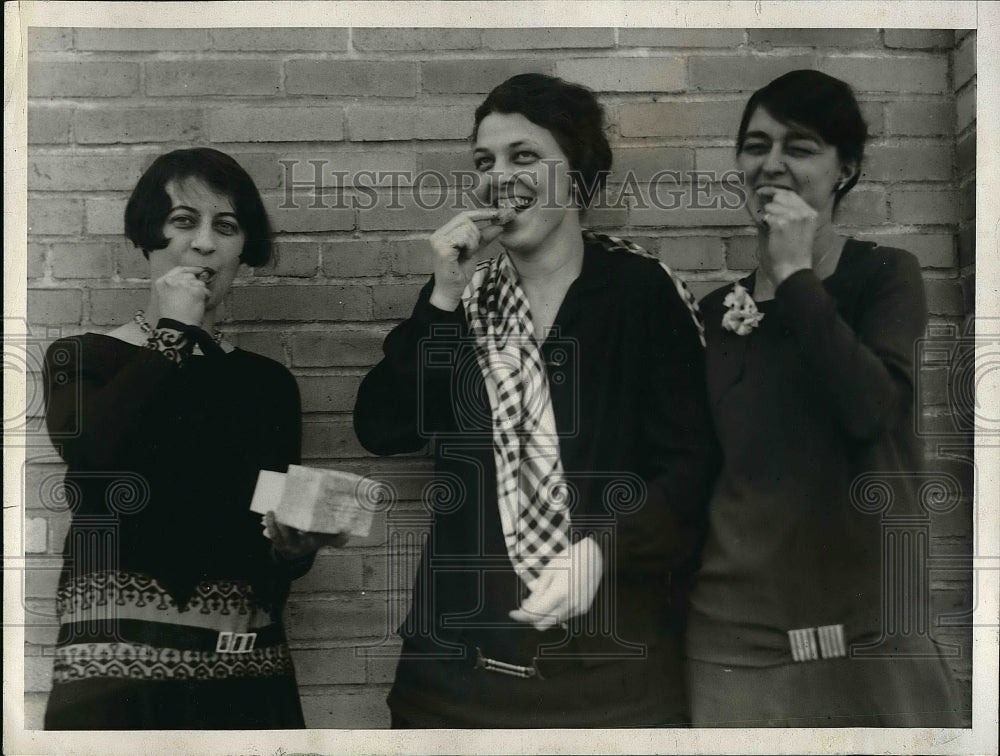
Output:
[496, 195, 536, 213]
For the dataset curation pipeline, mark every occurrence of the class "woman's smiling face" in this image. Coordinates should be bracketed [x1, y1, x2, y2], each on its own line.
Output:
[472, 111, 578, 255]
[737, 106, 855, 225]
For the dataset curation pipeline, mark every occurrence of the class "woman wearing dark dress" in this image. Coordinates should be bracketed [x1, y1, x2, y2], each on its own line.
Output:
[353, 74, 718, 727]
[42, 148, 340, 730]
[686, 70, 962, 727]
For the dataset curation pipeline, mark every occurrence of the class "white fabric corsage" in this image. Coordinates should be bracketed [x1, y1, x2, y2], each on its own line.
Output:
[721, 283, 764, 336]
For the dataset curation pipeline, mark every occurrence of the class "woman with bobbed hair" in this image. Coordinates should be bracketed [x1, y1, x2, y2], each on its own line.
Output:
[354, 73, 718, 727]
[687, 70, 962, 726]
[42, 148, 340, 729]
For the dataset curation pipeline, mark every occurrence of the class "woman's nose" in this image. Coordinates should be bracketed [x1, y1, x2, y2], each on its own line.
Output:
[190, 221, 215, 255]
[762, 145, 786, 175]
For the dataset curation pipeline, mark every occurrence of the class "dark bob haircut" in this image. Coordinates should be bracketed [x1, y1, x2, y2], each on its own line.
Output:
[736, 69, 868, 206]
[473, 73, 612, 208]
[124, 148, 273, 267]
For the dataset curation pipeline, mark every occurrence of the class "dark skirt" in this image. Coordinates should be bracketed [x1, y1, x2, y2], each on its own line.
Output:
[44, 675, 305, 730]
[387, 640, 688, 728]
[687, 655, 965, 727]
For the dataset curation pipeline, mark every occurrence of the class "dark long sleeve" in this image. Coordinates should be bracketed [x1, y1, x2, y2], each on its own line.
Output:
[774, 249, 927, 442]
[353, 276, 466, 456]
[44, 338, 180, 469]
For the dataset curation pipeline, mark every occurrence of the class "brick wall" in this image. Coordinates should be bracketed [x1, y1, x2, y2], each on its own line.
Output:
[23, 27, 974, 728]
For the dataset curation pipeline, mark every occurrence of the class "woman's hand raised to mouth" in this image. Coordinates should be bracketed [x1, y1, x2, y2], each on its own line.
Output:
[428, 208, 513, 311]
[155, 265, 211, 326]
[756, 187, 819, 286]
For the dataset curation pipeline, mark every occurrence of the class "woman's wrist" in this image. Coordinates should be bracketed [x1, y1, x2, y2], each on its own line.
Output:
[429, 286, 462, 312]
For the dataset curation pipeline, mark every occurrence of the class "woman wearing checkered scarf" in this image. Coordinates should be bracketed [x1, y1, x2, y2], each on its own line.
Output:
[354, 73, 717, 727]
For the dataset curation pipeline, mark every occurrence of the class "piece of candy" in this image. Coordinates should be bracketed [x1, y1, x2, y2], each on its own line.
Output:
[494, 208, 517, 225]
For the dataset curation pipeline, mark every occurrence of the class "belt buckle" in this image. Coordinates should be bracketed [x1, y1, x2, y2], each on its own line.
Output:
[216, 631, 257, 654]
[473, 646, 543, 680]
[788, 624, 846, 662]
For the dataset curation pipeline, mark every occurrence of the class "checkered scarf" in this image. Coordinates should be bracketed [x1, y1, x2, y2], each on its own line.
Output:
[461, 232, 704, 590]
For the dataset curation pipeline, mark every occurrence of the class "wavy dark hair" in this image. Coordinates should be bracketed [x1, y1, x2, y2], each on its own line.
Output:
[124, 148, 273, 266]
[736, 69, 868, 206]
[473, 73, 613, 208]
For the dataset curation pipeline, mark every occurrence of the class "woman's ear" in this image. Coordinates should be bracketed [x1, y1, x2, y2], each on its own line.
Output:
[838, 160, 859, 189]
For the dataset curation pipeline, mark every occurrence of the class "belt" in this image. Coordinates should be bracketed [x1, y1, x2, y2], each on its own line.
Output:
[788, 623, 847, 662]
[57, 618, 286, 654]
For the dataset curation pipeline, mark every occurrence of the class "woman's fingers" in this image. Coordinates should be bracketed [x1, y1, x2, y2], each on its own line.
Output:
[509, 570, 568, 630]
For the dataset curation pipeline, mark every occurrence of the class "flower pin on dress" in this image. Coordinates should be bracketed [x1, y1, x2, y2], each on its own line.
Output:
[721, 283, 764, 336]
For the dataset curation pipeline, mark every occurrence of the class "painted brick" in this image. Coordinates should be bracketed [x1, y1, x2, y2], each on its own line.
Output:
[266, 198, 355, 234]
[883, 29, 955, 50]
[388, 240, 435, 276]
[322, 240, 392, 278]
[655, 236, 726, 270]
[75, 28, 210, 51]
[291, 329, 388, 368]
[689, 54, 817, 91]
[687, 279, 732, 300]
[49, 242, 112, 279]
[862, 233, 955, 269]
[372, 283, 425, 320]
[286, 61, 418, 97]
[630, 182, 748, 227]
[74, 108, 202, 144]
[958, 224, 975, 268]
[859, 101, 885, 136]
[555, 57, 685, 93]
[24, 557, 62, 599]
[618, 29, 745, 48]
[363, 547, 423, 592]
[890, 188, 959, 225]
[884, 101, 956, 136]
[27, 27, 72, 51]
[612, 147, 694, 183]
[693, 146, 739, 176]
[25, 654, 53, 692]
[26, 517, 47, 554]
[422, 59, 554, 94]
[290, 647, 367, 686]
[353, 28, 479, 51]
[28, 61, 139, 97]
[298, 375, 364, 413]
[85, 197, 127, 236]
[952, 33, 976, 90]
[300, 688, 391, 729]
[618, 99, 743, 138]
[725, 235, 758, 270]
[27, 289, 82, 324]
[285, 597, 388, 640]
[366, 643, 403, 683]
[358, 189, 467, 231]
[29, 155, 147, 192]
[418, 150, 477, 179]
[302, 419, 372, 460]
[837, 188, 890, 226]
[28, 198, 83, 235]
[228, 285, 371, 322]
[293, 551, 366, 593]
[924, 279, 965, 316]
[483, 28, 615, 50]
[346, 106, 472, 141]
[955, 131, 975, 179]
[28, 106, 72, 144]
[88, 288, 149, 326]
[208, 107, 344, 143]
[748, 28, 879, 48]
[819, 55, 948, 93]
[24, 598, 59, 648]
[146, 60, 280, 96]
[254, 241, 320, 278]
[955, 82, 975, 133]
[28, 243, 46, 278]
[221, 152, 282, 190]
[227, 331, 286, 364]
[211, 28, 349, 51]
[862, 142, 952, 182]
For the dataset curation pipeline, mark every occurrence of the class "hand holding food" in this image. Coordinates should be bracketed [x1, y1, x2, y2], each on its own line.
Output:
[155, 265, 212, 325]
[756, 187, 819, 285]
[428, 209, 515, 311]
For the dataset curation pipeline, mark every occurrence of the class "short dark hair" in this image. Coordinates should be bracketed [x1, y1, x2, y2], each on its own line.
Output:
[124, 148, 273, 266]
[473, 73, 612, 207]
[736, 69, 868, 206]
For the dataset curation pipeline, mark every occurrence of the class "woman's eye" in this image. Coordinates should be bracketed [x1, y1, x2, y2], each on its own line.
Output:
[170, 215, 195, 228]
[513, 150, 538, 163]
[786, 143, 817, 157]
[215, 220, 239, 235]
[741, 142, 769, 156]
[474, 156, 494, 172]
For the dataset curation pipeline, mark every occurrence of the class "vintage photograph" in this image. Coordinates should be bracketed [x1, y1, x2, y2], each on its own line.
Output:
[4, 2, 996, 754]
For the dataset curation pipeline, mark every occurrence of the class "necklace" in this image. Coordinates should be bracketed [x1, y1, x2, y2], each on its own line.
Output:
[134, 310, 223, 345]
